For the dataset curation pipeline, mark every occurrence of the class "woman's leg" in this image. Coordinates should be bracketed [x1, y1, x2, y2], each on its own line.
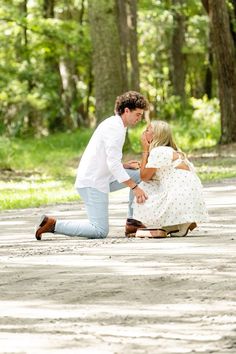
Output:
[55, 187, 109, 239]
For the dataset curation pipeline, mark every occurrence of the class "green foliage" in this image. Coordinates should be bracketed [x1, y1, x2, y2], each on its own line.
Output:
[129, 96, 221, 152]
[138, 0, 209, 112]
[0, 0, 92, 136]
[0, 179, 78, 210]
[0, 128, 92, 177]
[172, 96, 221, 150]
[197, 161, 236, 181]
[0, 0, 229, 149]
[0, 137, 13, 169]
[0, 120, 235, 210]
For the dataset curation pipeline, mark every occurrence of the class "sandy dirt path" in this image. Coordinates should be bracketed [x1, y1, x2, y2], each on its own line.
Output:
[0, 179, 236, 354]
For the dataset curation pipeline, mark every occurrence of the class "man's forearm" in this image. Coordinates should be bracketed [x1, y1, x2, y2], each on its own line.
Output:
[122, 178, 138, 189]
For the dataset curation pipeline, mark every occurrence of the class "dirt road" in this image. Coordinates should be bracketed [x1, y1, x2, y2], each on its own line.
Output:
[0, 179, 236, 353]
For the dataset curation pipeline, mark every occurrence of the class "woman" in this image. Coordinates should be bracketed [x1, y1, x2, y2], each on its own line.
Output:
[133, 120, 208, 237]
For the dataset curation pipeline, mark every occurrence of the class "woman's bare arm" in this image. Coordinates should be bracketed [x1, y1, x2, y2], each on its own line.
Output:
[140, 131, 157, 181]
[140, 152, 156, 181]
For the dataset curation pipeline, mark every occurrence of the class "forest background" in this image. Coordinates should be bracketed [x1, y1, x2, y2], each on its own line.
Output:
[0, 0, 236, 210]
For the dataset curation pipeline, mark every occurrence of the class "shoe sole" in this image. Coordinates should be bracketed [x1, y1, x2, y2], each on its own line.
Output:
[135, 228, 167, 238]
[125, 233, 136, 237]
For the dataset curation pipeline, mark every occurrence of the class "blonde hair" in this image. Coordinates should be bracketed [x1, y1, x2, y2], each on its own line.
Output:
[149, 120, 184, 156]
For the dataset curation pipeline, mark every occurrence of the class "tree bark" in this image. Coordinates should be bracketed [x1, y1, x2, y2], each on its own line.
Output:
[88, 0, 124, 123]
[117, 0, 129, 92]
[209, 0, 236, 143]
[229, 0, 236, 46]
[204, 50, 213, 99]
[22, 0, 35, 132]
[170, 0, 186, 101]
[43, 0, 54, 17]
[127, 0, 140, 91]
[43, 0, 67, 132]
[201, 0, 213, 99]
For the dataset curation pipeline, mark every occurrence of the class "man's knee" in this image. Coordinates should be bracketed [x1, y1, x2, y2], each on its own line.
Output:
[94, 225, 109, 239]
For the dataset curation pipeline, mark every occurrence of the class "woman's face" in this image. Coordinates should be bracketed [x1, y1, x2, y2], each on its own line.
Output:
[145, 124, 154, 143]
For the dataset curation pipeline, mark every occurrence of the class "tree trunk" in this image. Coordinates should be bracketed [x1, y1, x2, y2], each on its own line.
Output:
[85, 63, 93, 126]
[170, 0, 186, 101]
[116, 0, 138, 151]
[117, 0, 129, 92]
[229, 0, 236, 46]
[43, 0, 66, 132]
[58, 4, 83, 130]
[43, 0, 54, 17]
[204, 50, 213, 99]
[127, 0, 140, 91]
[58, 58, 78, 130]
[204, 26, 214, 99]
[201, 0, 213, 99]
[209, 0, 236, 144]
[79, 0, 85, 24]
[88, 0, 124, 123]
[22, 0, 35, 132]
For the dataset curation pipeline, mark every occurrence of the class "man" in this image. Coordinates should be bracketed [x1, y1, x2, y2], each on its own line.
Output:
[35, 91, 149, 240]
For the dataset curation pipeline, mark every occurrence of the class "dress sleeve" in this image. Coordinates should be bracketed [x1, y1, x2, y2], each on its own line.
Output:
[146, 146, 173, 168]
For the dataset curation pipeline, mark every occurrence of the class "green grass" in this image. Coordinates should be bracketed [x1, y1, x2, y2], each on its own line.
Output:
[0, 129, 92, 177]
[192, 155, 236, 182]
[1, 123, 236, 210]
[0, 129, 92, 210]
[0, 179, 78, 210]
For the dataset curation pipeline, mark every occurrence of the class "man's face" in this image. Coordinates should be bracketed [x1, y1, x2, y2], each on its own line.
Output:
[124, 108, 144, 127]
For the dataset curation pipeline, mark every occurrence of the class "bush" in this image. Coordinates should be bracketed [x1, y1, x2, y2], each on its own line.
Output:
[172, 96, 220, 150]
[129, 96, 221, 152]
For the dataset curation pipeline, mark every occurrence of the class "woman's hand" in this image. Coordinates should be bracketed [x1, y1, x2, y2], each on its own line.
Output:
[133, 186, 148, 204]
[141, 131, 150, 152]
[123, 160, 140, 170]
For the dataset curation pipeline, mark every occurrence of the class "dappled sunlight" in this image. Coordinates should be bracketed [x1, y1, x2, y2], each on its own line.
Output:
[0, 299, 236, 320]
[0, 300, 235, 353]
[0, 178, 235, 353]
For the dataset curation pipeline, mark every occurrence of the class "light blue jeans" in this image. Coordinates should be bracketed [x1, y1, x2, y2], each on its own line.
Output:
[55, 169, 141, 239]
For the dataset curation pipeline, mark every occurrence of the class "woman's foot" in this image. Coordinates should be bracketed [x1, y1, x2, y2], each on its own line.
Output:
[170, 222, 197, 237]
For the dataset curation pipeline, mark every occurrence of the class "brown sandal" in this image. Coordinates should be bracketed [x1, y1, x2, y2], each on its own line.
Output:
[135, 228, 167, 238]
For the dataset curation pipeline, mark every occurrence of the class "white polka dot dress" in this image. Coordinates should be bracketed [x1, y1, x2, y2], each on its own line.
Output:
[133, 146, 208, 228]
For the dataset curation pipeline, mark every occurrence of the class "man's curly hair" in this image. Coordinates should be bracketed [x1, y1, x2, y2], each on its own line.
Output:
[114, 91, 149, 115]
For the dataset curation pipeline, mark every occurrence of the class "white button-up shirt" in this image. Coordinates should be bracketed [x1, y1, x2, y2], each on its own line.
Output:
[75, 115, 130, 193]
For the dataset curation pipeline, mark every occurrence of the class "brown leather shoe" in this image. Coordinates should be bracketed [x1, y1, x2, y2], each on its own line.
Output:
[125, 218, 146, 237]
[35, 215, 56, 241]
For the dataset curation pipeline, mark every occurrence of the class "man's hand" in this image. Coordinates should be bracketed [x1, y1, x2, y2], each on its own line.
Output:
[123, 160, 140, 170]
[133, 186, 148, 204]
